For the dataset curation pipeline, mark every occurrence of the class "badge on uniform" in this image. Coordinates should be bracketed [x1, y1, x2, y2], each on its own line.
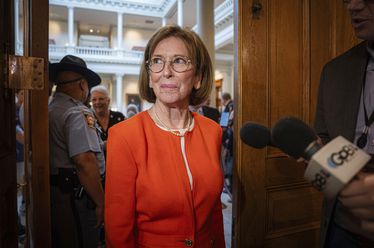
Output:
[83, 113, 95, 129]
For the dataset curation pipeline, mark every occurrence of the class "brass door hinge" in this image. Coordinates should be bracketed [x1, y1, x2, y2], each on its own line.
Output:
[6, 55, 44, 90]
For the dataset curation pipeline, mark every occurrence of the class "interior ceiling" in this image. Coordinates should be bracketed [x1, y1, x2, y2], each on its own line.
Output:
[49, 0, 231, 52]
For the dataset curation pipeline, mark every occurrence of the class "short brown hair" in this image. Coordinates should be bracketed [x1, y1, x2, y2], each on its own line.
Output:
[139, 25, 213, 106]
[221, 92, 231, 101]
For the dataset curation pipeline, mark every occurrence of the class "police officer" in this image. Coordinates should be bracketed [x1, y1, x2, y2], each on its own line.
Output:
[49, 55, 105, 248]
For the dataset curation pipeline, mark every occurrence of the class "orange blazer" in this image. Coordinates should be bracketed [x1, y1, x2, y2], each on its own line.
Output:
[105, 111, 225, 248]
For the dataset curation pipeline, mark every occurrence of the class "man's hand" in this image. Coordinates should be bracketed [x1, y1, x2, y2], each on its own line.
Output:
[340, 172, 374, 235]
[72, 152, 105, 228]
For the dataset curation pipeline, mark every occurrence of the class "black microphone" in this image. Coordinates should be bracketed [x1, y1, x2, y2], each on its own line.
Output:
[240, 122, 273, 149]
[271, 117, 322, 160]
[271, 116, 370, 198]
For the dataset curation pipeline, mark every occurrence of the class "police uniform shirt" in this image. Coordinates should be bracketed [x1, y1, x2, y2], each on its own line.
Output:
[49, 92, 105, 175]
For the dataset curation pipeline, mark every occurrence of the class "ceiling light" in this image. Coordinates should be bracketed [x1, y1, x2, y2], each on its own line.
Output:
[89, 28, 93, 33]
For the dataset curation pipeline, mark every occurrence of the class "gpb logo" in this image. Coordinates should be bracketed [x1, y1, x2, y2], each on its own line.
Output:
[327, 144, 357, 168]
[311, 169, 330, 191]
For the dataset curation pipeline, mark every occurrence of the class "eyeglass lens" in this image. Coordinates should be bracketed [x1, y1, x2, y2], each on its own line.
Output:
[148, 56, 190, 73]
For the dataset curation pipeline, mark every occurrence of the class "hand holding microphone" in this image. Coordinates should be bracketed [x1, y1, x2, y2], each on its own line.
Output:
[240, 118, 374, 238]
[271, 117, 371, 198]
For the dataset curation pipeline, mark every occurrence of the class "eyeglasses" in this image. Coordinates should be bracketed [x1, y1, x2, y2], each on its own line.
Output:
[146, 56, 192, 73]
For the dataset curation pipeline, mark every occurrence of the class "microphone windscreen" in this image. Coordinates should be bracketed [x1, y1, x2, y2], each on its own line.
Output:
[271, 117, 317, 159]
[240, 122, 271, 149]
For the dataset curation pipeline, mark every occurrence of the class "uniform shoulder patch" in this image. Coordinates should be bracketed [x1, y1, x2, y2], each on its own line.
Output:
[83, 112, 95, 129]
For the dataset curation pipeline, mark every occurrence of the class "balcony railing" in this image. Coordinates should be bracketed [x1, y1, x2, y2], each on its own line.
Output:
[48, 45, 144, 64]
[49, 0, 175, 17]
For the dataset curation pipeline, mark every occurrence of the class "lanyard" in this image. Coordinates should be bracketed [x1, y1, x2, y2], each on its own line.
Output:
[356, 69, 374, 148]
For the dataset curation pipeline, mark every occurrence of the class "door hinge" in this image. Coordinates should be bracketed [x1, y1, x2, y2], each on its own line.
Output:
[6, 55, 44, 90]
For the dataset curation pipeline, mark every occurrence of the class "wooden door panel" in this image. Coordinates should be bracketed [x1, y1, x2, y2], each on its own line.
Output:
[310, 0, 334, 123]
[266, 187, 322, 233]
[264, 229, 320, 248]
[265, 157, 305, 186]
[234, 0, 357, 247]
[269, 0, 309, 123]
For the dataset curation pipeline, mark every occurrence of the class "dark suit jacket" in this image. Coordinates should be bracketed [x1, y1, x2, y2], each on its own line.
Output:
[201, 106, 220, 123]
[314, 41, 369, 247]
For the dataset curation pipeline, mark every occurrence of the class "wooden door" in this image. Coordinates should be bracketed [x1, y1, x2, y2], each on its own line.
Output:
[28, 0, 51, 246]
[0, 1, 18, 246]
[233, 0, 358, 247]
[0, 0, 50, 247]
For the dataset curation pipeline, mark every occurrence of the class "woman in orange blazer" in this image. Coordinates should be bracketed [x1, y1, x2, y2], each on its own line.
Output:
[105, 25, 225, 248]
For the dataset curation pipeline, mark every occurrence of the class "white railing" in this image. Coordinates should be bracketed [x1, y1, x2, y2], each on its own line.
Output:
[49, 45, 144, 64]
[49, 0, 175, 17]
[74, 46, 117, 56]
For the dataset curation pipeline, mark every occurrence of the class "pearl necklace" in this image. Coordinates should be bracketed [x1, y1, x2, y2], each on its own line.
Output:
[153, 108, 191, 137]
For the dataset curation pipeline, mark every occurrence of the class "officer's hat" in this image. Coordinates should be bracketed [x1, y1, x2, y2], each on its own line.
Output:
[50, 55, 101, 88]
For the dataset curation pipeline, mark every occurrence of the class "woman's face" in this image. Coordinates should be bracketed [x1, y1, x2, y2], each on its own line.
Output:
[149, 37, 201, 107]
[91, 91, 110, 115]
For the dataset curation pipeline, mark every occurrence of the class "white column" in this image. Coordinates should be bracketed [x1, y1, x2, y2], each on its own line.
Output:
[116, 74, 124, 112]
[68, 6, 74, 46]
[177, 0, 184, 27]
[117, 12, 123, 50]
[196, 0, 216, 105]
[15, 0, 20, 54]
[162, 17, 168, 27]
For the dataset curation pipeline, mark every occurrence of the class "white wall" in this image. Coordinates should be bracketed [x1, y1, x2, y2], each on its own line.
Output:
[49, 19, 78, 46]
[123, 75, 141, 112]
[111, 26, 155, 50]
[215, 64, 234, 100]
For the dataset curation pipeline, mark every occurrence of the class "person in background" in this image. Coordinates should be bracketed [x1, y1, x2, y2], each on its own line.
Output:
[15, 89, 25, 192]
[15, 89, 26, 239]
[125, 103, 139, 119]
[220, 92, 234, 193]
[49, 55, 105, 248]
[105, 25, 225, 248]
[90, 84, 124, 247]
[221, 92, 234, 127]
[195, 98, 221, 123]
[314, 0, 374, 247]
[90, 85, 125, 150]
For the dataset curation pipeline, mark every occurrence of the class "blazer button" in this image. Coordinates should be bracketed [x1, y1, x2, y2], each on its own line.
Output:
[184, 239, 193, 247]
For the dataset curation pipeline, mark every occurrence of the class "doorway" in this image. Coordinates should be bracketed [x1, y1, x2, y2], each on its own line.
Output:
[0, 0, 50, 247]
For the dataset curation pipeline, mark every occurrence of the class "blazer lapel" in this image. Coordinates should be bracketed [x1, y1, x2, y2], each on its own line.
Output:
[343, 42, 369, 141]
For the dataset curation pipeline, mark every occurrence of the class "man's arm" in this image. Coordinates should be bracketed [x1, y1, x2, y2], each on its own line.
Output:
[72, 151, 104, 227]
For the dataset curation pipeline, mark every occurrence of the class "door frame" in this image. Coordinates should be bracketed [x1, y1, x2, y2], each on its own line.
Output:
[27, 0, 51, 246]
[1, 0, 50, 246]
